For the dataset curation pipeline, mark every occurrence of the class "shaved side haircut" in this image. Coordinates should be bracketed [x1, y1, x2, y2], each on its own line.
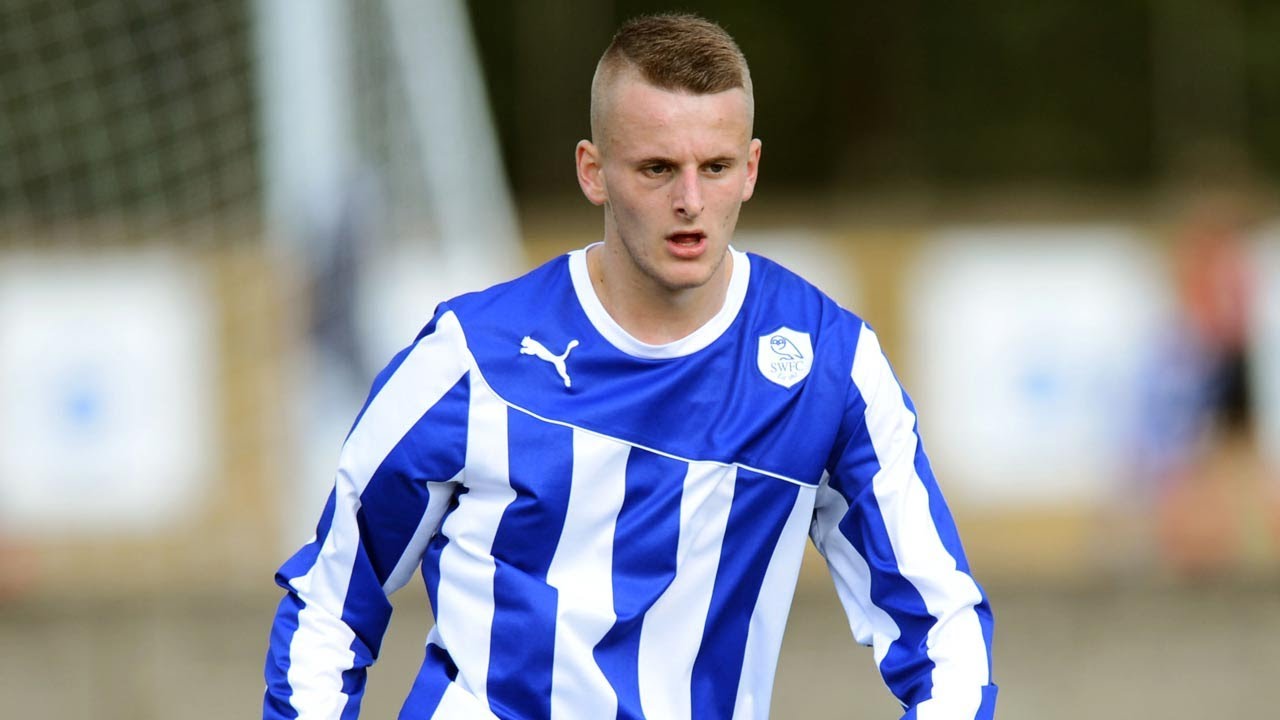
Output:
[590, 13, 755, 144]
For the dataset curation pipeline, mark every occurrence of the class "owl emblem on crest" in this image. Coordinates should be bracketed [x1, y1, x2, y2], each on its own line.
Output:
[757, 327, 813, 388]
[769, 335, 805, 360]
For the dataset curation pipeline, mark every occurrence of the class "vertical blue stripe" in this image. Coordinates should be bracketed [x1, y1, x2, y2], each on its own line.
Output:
[690, 470, 799, 718]
[339, 667, 366, 720]
[844, 495, 937, 705]
[421, 491, 462, 616]
[356, 375, 469, 588]
[263, 592, 306, 719]
[824, 370, 956, 708]
[485, 410, 575, 720]
[593, 448, 684, 720]
[977, 683, 999, 718]
[295, 543, 381, 720]
[265, 490, 340, 719]
[900, 392, 969, 572]
[342, 375, 469, 663]
[399, 643, 460, 719]
[829, 415, 940, 707]
[906, 394, 997, 684]
[265, 365, 468, 719]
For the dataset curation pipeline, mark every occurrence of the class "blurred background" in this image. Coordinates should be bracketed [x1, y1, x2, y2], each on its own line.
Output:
[1, 0, 1278, 717]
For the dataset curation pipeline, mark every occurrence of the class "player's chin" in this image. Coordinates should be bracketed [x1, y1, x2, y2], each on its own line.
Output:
[658, 264, 719, 291]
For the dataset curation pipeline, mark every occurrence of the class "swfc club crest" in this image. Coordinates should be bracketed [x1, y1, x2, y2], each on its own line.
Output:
[757, 327, 813, 388]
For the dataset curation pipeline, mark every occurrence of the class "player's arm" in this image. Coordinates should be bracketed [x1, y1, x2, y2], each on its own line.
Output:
[811, 322, 997, 719]
[263, 309, 471, 720]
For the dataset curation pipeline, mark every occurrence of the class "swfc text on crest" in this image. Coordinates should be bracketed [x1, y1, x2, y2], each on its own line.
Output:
[757, 327, 812, 388]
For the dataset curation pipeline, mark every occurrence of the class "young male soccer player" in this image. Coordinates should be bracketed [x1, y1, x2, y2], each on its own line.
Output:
[264, 13, 996, 719]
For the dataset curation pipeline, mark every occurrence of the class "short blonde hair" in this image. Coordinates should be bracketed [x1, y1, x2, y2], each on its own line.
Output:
[590, 13, 754, 142]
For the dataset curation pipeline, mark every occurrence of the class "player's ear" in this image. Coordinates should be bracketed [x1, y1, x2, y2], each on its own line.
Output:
[741, 138, 762, 203]
[576, 140, 607, 206]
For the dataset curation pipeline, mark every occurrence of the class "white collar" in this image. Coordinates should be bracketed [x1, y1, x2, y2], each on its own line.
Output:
[568, 242, 751, 359]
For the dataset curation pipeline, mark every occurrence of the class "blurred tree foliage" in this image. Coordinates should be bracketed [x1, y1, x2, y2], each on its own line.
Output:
[1243, 0, 1280, 173]
[467, 0, 1279, 198]
[3, 0, 1276, 223]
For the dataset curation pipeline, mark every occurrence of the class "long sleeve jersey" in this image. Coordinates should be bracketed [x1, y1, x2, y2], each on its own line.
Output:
[264, 246, 997, 719]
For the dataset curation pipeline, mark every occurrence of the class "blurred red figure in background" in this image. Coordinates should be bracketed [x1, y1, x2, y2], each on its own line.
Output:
[1176, 203, 1255, 429]
[1156, 196, 1258, 576]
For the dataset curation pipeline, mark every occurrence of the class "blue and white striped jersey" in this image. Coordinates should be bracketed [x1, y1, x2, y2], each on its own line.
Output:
[264, 246, 997, 719]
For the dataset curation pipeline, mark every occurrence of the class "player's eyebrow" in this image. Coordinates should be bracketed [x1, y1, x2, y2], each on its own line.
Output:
[632, 154, 736, 167]
[632, 155, 677, 167]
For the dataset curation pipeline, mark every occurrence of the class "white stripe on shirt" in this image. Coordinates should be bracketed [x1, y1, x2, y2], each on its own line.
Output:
[286, 311, 471, 716]
[433, 368, 515, 707]
[544, 430, 628, 719]
[851, 325, 989, 714]
[732, 484, 815, 720]
[811, 477, 903, 668]
[636, 461, 737, 719]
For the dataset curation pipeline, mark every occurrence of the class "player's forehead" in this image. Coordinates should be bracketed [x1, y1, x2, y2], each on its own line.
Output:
[599, 73, 751, 155]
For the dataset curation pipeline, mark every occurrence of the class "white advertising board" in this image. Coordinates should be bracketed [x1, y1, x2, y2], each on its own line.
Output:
[905, 226, 1170, 508]
[1253, 226, 1280, 471]
[0, 251, 216, 535]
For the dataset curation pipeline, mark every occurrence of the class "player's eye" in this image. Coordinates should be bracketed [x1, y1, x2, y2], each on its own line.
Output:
[706, 163, 728, 174]
[642, 164, 671, 177]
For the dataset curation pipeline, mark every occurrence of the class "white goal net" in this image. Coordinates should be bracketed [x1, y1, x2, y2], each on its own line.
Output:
[0, 0, 259, 245]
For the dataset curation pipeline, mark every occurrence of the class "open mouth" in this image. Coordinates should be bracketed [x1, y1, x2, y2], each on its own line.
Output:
[666, 231, 707, 259]
[667, 231, 705, 246]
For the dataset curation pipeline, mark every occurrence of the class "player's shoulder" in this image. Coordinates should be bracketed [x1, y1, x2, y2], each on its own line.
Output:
[443, 252, 570, 318]
[742, 250, 867, 331]
[407, 252, 572, 344]
[736, 250, 875, 394]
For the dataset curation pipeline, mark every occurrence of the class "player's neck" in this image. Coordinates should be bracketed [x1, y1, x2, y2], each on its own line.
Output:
[586, 244, 732, 345]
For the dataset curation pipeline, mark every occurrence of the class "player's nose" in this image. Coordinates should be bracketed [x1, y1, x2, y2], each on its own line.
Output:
[671, 168, 703, 219]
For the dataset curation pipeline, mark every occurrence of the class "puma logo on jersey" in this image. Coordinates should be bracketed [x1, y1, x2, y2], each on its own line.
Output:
[520, 336, 579, 388]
